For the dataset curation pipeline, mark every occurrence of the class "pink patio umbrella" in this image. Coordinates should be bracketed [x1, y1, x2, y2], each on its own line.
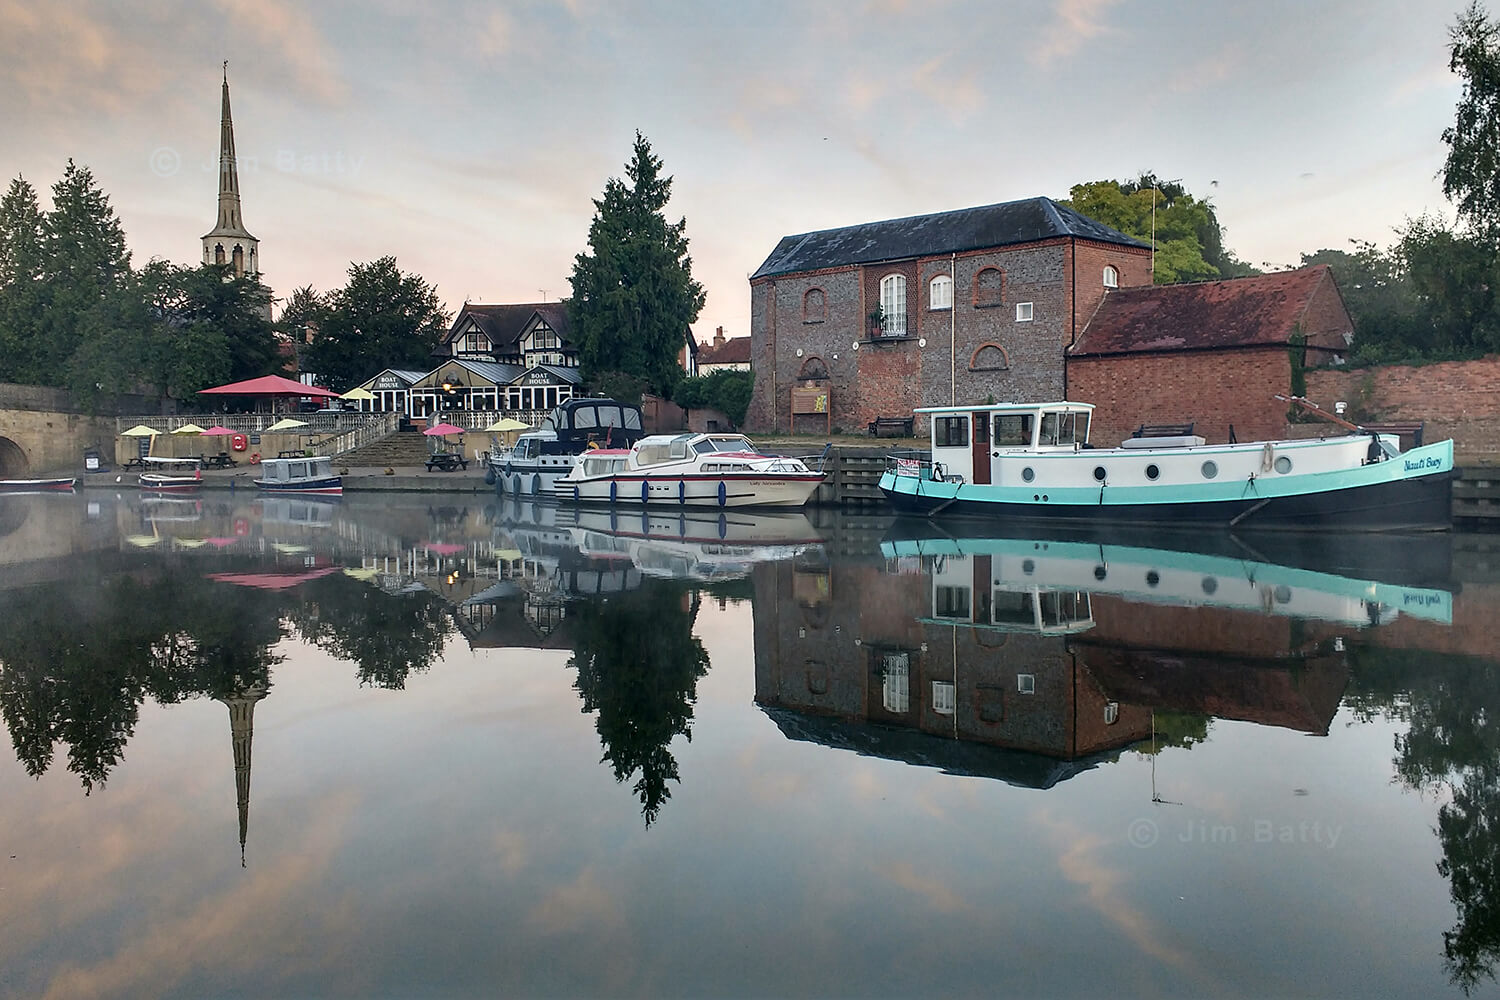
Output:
[422, 423, 466, 437]
[197, 374, 340, 403]
[201, 425, 237, 436]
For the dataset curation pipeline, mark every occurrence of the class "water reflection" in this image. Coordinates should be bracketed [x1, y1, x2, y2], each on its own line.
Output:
[4, 490, 1500, 994]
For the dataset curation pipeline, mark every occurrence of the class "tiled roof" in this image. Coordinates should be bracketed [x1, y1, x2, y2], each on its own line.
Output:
[444, 302, 571, 352]
[751, 197, 1149, 280]
[698, 336, 751, 366]
[1070, 265, 1338, 357]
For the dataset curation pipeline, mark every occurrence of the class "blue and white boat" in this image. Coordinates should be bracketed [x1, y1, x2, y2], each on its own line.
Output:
[879, 399, 1454, 531]
[253, 455, 343, 496]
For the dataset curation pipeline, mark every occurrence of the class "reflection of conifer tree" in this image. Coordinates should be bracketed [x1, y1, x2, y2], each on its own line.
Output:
[1348, 645, 1500, 993]
[290, 576, 448, 689]
[0, 566, 287, 792]
[569, 582, 710, 826]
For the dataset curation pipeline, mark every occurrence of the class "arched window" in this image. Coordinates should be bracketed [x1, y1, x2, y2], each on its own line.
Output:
[929, 274, 953, 310]
[974, 267, 1004, 307]
[231, 244, 244, 275]
[803, 288, 826, 323]
[880, 274, 907, 336]
[969, 343, 1010, 371]
[1103, 265, 1118, 288]
[214, 244, 225, 265]
[797, 356, 830, 381]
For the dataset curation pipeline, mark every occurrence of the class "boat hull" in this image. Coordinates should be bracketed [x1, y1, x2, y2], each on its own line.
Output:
[558, 473, 824, 508]
[880, 440, 1456, 531]
[139, 475, 201, 493]
[253, 476, 343, 496]
[0, 478, 76, 492]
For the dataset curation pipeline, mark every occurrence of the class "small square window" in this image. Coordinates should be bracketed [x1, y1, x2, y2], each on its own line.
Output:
[1017, 673, 1035, 694]
[1015, 302, 1034, 322]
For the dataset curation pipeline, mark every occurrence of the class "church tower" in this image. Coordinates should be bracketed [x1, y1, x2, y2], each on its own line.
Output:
[216, 676, 268, 867]
[201, 63, 261, 279]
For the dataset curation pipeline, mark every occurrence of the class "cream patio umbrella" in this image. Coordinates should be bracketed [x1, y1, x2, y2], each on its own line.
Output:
[340, 387, 375, 401]
[265, 418, 309, 432]
[121, 423, 162, 460]
[172, 423, 208, 435]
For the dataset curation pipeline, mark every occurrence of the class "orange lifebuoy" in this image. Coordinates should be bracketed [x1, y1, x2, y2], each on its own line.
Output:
[250, 452, 261, 465]
[231, 433, 248, 452]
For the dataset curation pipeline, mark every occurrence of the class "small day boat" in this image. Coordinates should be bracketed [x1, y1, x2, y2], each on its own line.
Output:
[0, 477, 76, 493]
[139, 456, 203, 493]
[253, 455, 343, 495]
[879, 398, 1455, 531]
[555, 432, 825, 508]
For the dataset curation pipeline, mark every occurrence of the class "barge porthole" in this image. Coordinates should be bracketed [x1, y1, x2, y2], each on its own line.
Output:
[1021, 467, 1034, 483]
[1274, 456, 1292, 474]
[1145, 464, 1160, 480]
[1201, 460, 1219, 479]
[1093, 466, 1106, 481]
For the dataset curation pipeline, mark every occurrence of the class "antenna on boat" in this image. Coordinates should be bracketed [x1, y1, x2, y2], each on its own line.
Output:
[1149, 712, 1182, 806]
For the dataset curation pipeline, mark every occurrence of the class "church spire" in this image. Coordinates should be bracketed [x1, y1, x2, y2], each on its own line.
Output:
[201, 62, 261, 279]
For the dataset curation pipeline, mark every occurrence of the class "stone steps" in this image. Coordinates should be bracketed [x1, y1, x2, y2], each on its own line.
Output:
[338, 431, 443, 468]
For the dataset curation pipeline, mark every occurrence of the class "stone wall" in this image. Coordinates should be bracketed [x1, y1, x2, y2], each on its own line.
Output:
[0, 408, 117, 477]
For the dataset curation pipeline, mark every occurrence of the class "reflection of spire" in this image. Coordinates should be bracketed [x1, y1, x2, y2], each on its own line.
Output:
[215, 678, 268, 867]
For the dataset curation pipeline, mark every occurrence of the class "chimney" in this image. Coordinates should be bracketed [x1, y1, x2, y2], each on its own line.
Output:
[714, 326, 726, 348]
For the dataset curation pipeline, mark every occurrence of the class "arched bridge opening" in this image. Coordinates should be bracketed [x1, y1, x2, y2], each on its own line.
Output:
[0, 437, 29, 479]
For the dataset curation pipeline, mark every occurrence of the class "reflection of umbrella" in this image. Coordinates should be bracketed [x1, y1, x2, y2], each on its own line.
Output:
[207, 567, 342, 590]
[125, 534, 163, 547]
[172, 423, 208, 435]
[204, 537, 240, 547]
[423, 423, 465, 437]
[266, 418, 309, 431]
[484, 417, 530, 432]
[422, 542, 467, 555]
[173, 538, 208, 549]
[270, 542, 309, 553]
[121, 425, 162, 437]
[197, 374, 339, 399]
[342, 567, 380, 581]
[201, 425, 237, 436]
[341, 387, 375, 401]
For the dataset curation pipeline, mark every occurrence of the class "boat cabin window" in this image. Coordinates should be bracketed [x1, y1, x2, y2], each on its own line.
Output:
[692, 439, 716, 455]
[669, 437, 692, 460]
[993, 413, 1033, 447]
[708, 435, 755, 453]
[573, 407, 597, 429]
[935, 416, 969, 447]
[1039, 411, 1088, 447]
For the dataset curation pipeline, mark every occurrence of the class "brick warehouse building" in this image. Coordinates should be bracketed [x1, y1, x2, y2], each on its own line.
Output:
[1066, 264, 1353, 446]
[746, 197, 1152, 434]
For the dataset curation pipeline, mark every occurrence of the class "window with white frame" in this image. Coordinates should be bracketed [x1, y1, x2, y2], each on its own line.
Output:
[880, 274, 907, 336]
[881, 652, 910, 713]
[1017, 673, 1036, 694]
[929, 274, 953, 310]
[932, 681, 956, 716]
[1015, 302, 1034, 322]
[460, 327, 489, 353]
[531, 325, 559, 350]
[1103, 265, 1118, 288]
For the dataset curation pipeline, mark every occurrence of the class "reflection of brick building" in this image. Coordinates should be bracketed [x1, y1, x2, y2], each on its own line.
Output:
[751, 552, 1354, 782]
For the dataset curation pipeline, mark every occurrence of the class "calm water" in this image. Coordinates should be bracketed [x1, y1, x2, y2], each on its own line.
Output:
[1, 490, 1499, 999]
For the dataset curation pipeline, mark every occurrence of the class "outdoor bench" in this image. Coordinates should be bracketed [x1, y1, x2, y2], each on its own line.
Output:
[868, 416, 915, 438]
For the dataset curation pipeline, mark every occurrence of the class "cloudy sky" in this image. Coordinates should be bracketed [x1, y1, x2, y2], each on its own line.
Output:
[0, 0, 1468, 344]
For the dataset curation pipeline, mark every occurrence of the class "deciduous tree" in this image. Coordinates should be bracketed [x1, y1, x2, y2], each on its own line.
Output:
[1442, 2, 1500, 237]
[308, 256, 449, 390]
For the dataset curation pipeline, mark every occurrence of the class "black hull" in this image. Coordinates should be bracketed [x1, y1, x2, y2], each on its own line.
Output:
[881, 470, 1455, 533]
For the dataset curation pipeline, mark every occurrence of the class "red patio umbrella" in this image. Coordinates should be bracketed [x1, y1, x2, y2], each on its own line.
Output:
[197, 375, 340, 399]
[422, 423, 466, 436]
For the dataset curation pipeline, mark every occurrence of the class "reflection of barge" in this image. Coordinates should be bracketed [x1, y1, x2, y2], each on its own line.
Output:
[881, 534, 1453, 627]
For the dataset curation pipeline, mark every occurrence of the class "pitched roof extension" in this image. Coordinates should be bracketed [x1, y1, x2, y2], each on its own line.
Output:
[698, 336, 751, 366]
[751, 196, 1149, 280]
[1070, 265, 1342, 357]
[445, 302, 571, 352]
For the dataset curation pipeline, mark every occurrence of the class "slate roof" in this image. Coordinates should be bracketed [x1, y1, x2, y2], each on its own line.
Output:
[698, 336, 751, 366]
[1070, 265, 1340, 357]
[751, 196, 1149, 280]
[443, 302, 572, 353]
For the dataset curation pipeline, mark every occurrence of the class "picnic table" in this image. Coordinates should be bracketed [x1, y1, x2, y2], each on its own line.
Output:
[425, 452, 469, 472]
[203, 452, 238, 469]
[121, 456, 146, 471]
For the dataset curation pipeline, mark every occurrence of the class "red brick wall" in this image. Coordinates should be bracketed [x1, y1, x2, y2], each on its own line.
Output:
[851, 339, 921, 432]
[1067, 241, 1153, 345]
[1067, 346, 1293, 447]
[1305, 357, 1500, 459]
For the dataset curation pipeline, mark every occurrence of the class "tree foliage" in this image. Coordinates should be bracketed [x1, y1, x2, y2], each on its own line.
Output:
[1443, 2, 1500, 237]
[569, 132, 705, 397]
[1064, 174, 1258, 284]
[307, 256, 449, 391]
[673, 369, 754, 428]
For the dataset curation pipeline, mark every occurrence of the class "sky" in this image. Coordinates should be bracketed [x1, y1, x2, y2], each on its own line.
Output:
[0, 0, 1469, 345]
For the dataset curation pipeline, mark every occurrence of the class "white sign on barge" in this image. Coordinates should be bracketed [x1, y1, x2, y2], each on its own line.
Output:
[878, 399, 1455, 531]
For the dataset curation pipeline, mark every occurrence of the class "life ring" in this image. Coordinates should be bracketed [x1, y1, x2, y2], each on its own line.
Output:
[250, 452, 261, 465]
[231, 433, 248, 452]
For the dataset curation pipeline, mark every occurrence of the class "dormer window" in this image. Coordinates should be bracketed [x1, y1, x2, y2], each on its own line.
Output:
[459, 325, 490, 354]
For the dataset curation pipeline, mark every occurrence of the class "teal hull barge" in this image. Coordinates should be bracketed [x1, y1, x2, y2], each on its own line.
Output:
[878, 400, 1455, 532]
